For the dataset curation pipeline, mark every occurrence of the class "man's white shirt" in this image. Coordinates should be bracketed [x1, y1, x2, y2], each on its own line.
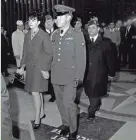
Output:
[90, 34, 98, 42]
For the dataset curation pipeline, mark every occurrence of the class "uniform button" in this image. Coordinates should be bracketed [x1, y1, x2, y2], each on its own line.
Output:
[58, 59, 60, 61]
[58, 54, 60, 56]
[67, 42, 69, 44]
[59, 42, 61, 44]
[58, 48, 61, 50]
[90, 62, 92, 65]
[72, 66, 74, 68]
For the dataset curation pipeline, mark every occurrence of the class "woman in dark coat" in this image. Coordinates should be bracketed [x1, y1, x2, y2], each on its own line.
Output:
[20, 11, 52, 129]
[84, 20, 116, 121]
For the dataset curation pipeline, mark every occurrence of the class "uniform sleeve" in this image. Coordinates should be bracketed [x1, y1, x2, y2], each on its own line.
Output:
[20, 35, 27, 67]
[40, 33, 53, 71]
[12, 32, 19, 56]
[105, 40, 116, 77]
[74, 31, 86, 81]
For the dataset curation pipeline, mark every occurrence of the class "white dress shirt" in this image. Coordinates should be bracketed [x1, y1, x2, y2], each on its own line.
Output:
[46, 28, 54, 34]
[90, 34, 98, 42]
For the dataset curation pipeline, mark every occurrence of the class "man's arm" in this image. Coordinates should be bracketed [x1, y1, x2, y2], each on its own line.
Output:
[74, 31, 86, 83]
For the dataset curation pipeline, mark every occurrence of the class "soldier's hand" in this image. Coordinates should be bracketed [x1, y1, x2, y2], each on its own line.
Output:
[41, 70, 49, 79]
[15, 55, 20, 60]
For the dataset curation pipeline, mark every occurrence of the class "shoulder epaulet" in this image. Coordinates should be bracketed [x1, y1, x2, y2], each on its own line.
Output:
[51, 29, 59, 41]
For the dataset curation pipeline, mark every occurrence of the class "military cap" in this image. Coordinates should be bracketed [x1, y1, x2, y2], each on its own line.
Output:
[88, 20, 99, 27]
[53, 4, 75, 16]
[16, 20, 23, 26]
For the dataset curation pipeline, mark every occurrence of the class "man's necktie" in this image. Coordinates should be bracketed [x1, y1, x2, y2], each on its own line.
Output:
[91, 38, 94, 43]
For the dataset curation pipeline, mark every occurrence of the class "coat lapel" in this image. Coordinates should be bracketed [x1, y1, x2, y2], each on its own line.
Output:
[94, 35, 102, 46]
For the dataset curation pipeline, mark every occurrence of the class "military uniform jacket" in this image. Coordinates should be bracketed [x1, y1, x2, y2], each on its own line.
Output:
[51, 26, 86, 85]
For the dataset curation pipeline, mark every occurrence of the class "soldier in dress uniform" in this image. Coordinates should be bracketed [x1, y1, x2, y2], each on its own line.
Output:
[51, 4, 86, 140]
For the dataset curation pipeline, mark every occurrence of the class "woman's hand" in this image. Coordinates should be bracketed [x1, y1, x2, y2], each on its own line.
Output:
[41, 70, 49, 79]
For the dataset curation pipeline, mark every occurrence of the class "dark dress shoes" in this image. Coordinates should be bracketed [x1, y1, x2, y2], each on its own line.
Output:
[68, 131, 77, 140]
[60, 126, 70, 136]
[87, 113, 95, 122]
[33, 120, 41, 130]
[33, 123, 41, 129]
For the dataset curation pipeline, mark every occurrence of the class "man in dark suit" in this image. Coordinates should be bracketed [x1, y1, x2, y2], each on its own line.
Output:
[1, 27, 10, 76]
[124, 19, 133, 68]
[44, 15, 56, 102]
[115, 20, 126, 66]
[51, 5, 86, 140]
[84, 20, 116, 121]
[129, 18, 136, 69]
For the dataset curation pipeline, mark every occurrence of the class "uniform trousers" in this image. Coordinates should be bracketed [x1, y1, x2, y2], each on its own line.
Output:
[53, 84, 77, 133]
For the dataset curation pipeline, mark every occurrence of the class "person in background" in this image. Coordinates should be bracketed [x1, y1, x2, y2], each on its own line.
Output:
[1, 74, 13, 140]
[48, 5, 86, 140]
[44, 14, 55, 35]
[44, 14, 56, 102]
[124, 19, 133, 68]
[84, 20, 116, 122]
[115, 20, 126, 66]
[99, 22, 106, 36]
[12, 20, 25, 68]
[73, 17, 82, 32]
[1, 26, 10, 76]
[104, 22, 121, 47]
[19, 11, 53, 129]
[23, 21, 30, 34]
[104, 22, 120, 70]
[129, 18, 136, 69]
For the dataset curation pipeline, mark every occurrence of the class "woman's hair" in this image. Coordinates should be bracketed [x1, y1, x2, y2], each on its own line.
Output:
[28, 10, 41, 21]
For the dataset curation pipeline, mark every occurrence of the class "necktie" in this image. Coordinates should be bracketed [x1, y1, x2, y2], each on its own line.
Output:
[60, 30, 63, 34]
[91, 38, 94, 43]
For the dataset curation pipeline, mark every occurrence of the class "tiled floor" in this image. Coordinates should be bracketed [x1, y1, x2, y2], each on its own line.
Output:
[8, 72, 136, 140]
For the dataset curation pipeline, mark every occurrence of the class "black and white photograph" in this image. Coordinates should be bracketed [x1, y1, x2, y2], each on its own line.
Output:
[1, 0, 136, 140]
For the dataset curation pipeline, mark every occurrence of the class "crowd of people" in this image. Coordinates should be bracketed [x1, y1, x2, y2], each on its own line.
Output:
[1, 4, 136, 140]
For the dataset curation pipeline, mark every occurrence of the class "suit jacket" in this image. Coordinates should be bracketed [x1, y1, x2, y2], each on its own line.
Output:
[125, 25, 133, 44]
[104, 28, 121, 46]
[51, 26, 86, 85]
[12, 29, 24, 59]
[119, 27, 126, 43]
[84, 35, 116, 97]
